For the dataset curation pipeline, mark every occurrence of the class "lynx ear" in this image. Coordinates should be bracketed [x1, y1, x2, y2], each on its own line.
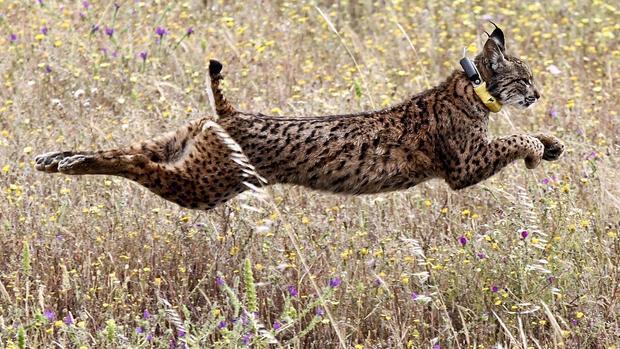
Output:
[483, 22, 506, 71]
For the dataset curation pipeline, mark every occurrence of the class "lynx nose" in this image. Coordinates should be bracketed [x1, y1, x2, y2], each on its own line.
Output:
[526, 88, 541, 103]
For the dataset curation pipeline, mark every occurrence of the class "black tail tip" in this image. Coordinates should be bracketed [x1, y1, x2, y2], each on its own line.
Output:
[209, 59, 223, 76]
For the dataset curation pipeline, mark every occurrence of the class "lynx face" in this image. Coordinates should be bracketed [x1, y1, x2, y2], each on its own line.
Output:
[479, 27, 541, 108]
[490, 57, 540, 108]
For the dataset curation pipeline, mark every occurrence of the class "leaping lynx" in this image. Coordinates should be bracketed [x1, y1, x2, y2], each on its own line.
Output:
[35, 24, 564, 210]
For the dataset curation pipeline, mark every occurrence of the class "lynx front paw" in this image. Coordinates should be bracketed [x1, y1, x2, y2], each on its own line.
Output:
[535, 135, 564, 161]
[35, 151, 75, 173]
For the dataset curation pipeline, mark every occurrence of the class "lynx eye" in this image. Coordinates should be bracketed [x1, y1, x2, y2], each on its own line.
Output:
[517, 78, 530, 86]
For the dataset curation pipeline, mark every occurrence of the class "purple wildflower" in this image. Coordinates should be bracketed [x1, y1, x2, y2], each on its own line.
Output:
[105, 27, 114, 37]
[216, 276, 224, 286]
[169, 339, 176, 349]
[549, 106, 558, 118]
[547, 276, 555, 284]
[45, 65, 52, 73]
[136, 326, 144, 334]
[521, 230, 529, 239]
[240, 314, 250, 325]
[143, 309, 151, 319]
[491, 285, 499, 293]
[187, 28, 194, 36]
[90, 24, 100, 34]
[571, 319, 578, 326]
[287, 285, 298, 297]
[217, 320, 227, 329]
[41, 27, 48, 35]
[586, 151, 597, 160]
[316, 307, 325, 316]
[178, 329, 186, 337]
[139, 51, 148, 61]
[411, 292, 418, 300]
[273, 320, 282, 331]
[155, 27, 167, 38]
[329, 277, 342, 288]
[63, 313, 74, 325]
[147, 333, 153, 341]
[43, 309, 55, 321]
[476, 252, 486, 260]
[82, 1, 89, 9]
[241, 333, 252, 346]
[541, 178, 550, 185]
[9, 34, 17, 43]
[458, 235, 468, 246]
[432, 344, 441, 349]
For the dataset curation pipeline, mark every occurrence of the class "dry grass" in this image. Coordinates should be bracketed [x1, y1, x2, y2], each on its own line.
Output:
[0, 1, 619, 348]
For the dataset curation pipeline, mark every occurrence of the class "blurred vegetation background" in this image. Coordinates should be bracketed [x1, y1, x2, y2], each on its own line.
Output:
[0, 0, 618, 348]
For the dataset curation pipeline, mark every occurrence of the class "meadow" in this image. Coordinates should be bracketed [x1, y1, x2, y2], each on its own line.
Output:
[0, 0, 618, 348]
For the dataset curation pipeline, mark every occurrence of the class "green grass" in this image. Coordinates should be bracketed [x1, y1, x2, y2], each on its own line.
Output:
[0, 1, 618, 348]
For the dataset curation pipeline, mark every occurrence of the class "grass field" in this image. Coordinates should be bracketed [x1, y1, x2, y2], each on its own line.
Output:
[0, 1, 619, 348]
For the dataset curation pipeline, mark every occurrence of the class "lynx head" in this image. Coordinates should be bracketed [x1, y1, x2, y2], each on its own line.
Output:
[476, 24, 540, 108]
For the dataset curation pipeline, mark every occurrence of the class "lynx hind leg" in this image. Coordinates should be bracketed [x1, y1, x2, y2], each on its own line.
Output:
[35, 149, 151, 177]
[34, 119, 206, 177]
[59, 152, 151, 176]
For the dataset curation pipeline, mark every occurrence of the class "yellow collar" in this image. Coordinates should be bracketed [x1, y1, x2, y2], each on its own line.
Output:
[472, 81, 502, 113]
[459, 56, 502, 113]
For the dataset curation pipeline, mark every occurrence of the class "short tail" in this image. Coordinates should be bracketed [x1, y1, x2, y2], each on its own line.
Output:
[209, 59, 236, 118]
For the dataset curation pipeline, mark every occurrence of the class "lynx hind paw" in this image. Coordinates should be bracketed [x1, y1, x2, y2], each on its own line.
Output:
[35, 151, 74, 172]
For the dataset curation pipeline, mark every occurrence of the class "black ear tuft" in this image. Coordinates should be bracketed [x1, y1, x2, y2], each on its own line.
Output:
[209, 59, 223, 76]
[488, 21, 505, 52]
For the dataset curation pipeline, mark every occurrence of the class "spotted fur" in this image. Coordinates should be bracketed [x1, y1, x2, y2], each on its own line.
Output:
[35, 26, 564, 210]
